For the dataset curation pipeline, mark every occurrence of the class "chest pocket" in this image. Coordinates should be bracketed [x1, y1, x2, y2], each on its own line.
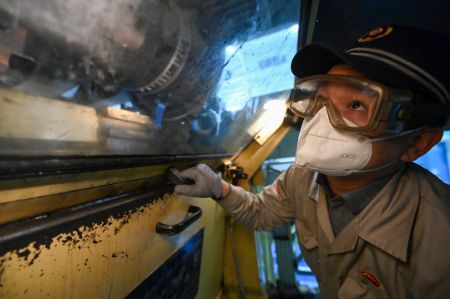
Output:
[338, 273, 385, 299]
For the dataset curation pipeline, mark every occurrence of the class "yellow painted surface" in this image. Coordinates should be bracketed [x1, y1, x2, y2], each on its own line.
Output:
[0, 193, 225, 299]
[0, 177, 155, 224]
[233, 124, 290, 179]
[250, 99, 288, 145]
[223, 124, 291, 299]
[0, 162, 219, 224]
[223, 218, 265, 299]
[0, 165, 167, 204]
[190, 197, 226, 299]
[0, 165, 172, 225]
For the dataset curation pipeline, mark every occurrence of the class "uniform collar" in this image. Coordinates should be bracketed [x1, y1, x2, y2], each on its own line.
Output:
[356, 163, 419, 262]
[308, 172, 320, 201]
[317, 173, 392, 214]
[309, 164, 419, 262]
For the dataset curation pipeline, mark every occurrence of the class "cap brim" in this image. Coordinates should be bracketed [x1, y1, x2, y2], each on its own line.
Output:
[291, 44, 349, 77]
[291, 44, 426, 94]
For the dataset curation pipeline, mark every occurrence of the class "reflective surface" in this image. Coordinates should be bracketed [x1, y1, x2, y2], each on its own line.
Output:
[0, 0, 299, 156]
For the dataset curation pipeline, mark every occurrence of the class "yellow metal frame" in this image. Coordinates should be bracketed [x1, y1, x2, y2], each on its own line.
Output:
[222, 124, 291, 299]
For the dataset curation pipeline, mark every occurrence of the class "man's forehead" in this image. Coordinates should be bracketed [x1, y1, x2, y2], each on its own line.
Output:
[327, 63, 367, 78]
[317, 78, 370, 94]
[318, 80, 357, 91]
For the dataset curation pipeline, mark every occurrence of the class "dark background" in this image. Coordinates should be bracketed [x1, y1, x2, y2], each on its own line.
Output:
[311, 0, 450, 50]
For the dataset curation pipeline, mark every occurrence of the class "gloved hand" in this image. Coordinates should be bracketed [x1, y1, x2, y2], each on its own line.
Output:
[174, 164, 223, 198]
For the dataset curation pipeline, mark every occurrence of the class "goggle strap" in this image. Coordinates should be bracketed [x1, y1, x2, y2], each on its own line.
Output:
[348, 160, 400, 175]
[395, 103, 450, 121]
[365, 127, 424, 143]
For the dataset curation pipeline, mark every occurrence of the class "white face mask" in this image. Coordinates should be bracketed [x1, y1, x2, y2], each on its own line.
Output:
[295, 108, 418, 176]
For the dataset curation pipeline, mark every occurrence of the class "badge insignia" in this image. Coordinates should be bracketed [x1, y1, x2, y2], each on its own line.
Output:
[361, 271, 381, 288]
[358, 25, 393, 43]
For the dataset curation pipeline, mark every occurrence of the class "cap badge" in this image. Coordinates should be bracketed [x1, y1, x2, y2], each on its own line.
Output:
[358, 25, 393, 43]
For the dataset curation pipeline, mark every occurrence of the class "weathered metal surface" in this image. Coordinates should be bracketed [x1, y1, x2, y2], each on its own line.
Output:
[0, 154, 229, 179]
[126, 229, 204, 298]
[0, 160, 225, 225]
[0, 188, 224, 298]
[0, 177, 157, 224]
[0, 165, 166, 205]
[0, 182, 225, 299]
[0, 165, 169, 224]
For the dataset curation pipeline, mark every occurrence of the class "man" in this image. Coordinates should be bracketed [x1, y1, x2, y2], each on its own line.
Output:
[175, 25, 450, 298]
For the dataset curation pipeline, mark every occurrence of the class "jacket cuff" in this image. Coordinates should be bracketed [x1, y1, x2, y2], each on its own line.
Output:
[215, 183, 245, 211]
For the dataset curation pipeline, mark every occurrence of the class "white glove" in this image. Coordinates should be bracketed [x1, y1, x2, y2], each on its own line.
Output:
[174, 164, 223, 198]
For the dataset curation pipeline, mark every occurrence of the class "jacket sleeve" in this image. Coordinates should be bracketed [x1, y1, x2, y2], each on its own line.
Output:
[217, 167, 296, 230]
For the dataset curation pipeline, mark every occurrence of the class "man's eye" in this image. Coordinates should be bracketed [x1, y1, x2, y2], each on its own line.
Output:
[349, 100, 366, 111]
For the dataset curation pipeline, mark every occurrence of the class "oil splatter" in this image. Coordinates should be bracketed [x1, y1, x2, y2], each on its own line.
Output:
[0, 190, 173, 296]
[111, 251, 128, 258]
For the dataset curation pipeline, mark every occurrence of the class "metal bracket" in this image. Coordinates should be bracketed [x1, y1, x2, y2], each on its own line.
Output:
[221, 163, 248, 185]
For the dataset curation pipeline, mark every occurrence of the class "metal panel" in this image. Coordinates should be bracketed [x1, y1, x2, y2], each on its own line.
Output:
[0, 192, 185, 298]
[0, 187, 225, 298]
[126, 229, 204, 298]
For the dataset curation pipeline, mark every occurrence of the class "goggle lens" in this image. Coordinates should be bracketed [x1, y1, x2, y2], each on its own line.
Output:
[289, 76, 384, 130]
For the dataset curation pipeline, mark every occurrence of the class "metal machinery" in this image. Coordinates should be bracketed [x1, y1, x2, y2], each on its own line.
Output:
[0, 0, 303, 298]
[2, 1, 449, 298]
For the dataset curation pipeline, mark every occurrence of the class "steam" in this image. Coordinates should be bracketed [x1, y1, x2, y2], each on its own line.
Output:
[2, 0, 146, 54]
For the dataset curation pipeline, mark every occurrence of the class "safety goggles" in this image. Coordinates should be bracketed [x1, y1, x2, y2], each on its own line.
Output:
[289, 75, 434, 135]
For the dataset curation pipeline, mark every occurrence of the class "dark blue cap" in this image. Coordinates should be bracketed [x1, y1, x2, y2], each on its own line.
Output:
[291, 25, 450, 104]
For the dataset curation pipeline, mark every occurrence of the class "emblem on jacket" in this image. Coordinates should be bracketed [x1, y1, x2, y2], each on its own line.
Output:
[361, 271, 381, 288]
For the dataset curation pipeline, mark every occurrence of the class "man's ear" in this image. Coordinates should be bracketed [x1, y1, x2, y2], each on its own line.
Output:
[400, 128, 443, 162]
